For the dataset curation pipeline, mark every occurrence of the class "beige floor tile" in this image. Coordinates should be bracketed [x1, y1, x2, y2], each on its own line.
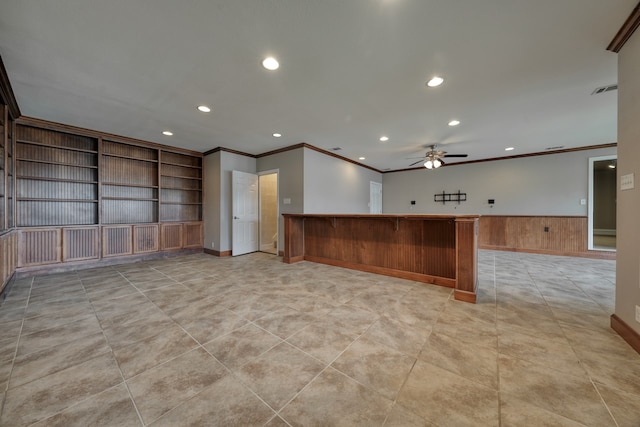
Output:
[31, 383, 141, 427]
[383, 404, 438, 426]
[500, 395, 589, 427]
[286, 322, 358, 365]
[264, 415, 291, 426]
[362, 314, 431, 357]
[10, 331, 110, 388]
[396, 360, 499, 426]
[279, 367, 393, 427]
[127, 347, 227, 424]
[0, 353, 122, 426]
[175, 308, 248, 344]
[16, 315, 102, 356]
[321, 304, 380, 335]
[113, 325, 199, 378]
[204, 323, 282, 370]
[103, 311, 175, 350]
[332, 337, 416, 400]
[92, 293, 153, 321]
[235, 342, 324, 410]
[21, 304, 96, 335]
[254, 307, 317, 339]
[419, 331, 498, 390]
[150, 374, 275, 426]
[596, 382, 640, 427]
[498, 354, 615, 426]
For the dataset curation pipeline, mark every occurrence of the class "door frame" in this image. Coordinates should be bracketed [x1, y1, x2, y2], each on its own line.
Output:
[258, 169, 279, 254]
[588, 154, 617, 251]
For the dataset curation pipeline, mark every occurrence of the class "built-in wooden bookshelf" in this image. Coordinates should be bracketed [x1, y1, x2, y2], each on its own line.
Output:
[160, 151, 202, 222]
[9, 118, 204, 271]
[101, 140, 159, 224]
[16, 126, 99, 226]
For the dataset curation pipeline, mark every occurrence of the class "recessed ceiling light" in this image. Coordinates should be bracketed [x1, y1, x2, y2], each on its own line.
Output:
[197, 105, 211, 113]
[262, 57, 279, 71]
[448, 120, 460, 126]
[426, 76, 444, 87]
[359, 157, 366, 160]
[608, 164, 616, 169]
[162, 131, 173, 136]
[379, 136, 389, 142]
[273, 133, 282, 137]
[505, 147, 515, 151]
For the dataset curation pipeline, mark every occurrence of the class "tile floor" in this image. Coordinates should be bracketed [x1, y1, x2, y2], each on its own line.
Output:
[0, 250, 639, 426]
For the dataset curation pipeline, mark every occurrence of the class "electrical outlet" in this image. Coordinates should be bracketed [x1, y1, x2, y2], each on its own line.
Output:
[636, 305, 640, 323]
[211, 242, 214, 248]
[621, 173, 634, 190]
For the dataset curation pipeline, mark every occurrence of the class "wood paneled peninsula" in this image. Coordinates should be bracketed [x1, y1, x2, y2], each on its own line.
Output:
[283, 214, 480, 303]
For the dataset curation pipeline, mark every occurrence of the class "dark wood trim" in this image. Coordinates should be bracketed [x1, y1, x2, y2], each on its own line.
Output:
[256, 143, 306, 158]
[14, 248, 203, 278]
[203, 248, 232, 257]
[203, 146, 256, 158]
[293, 143, 381, 173]
[387, 143, 618, 173]
[16, 117, 203, 157]
[607, 2, 640, 53]
[454, 289, 477, 304]
[0, 56, 21, 119]
[611, 314, 640, 355]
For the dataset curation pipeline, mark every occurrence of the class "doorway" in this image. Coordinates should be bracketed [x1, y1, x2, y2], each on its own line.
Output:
[588, 155, 617, 251]
[370, 181, 382, 214]
[259, 171, 279, 255]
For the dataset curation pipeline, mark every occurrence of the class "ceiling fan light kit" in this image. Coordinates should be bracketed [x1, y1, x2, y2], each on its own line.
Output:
[409, 144, 468, 169]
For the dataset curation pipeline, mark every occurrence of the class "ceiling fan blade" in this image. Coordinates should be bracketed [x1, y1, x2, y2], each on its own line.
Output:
[443, 154, 468, 158]
[408, 159, 425, 166]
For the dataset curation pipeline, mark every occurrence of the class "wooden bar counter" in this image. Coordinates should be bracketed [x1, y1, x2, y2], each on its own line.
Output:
[282, 214, 480, 303]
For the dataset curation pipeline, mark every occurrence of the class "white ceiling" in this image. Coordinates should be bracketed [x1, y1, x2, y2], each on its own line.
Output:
[0, 1, 634, 171]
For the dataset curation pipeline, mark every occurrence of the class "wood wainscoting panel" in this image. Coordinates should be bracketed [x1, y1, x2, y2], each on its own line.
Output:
[102, 225, 132, 257]
[18, 228, 61, 267]
[183, 222, 203, 248]
[62, 226, 99, 262]
[479, 216, 591, 256]
[133, 224, 159, 254]
[161, 223, 183, 250]
[1, 231, 18, 291]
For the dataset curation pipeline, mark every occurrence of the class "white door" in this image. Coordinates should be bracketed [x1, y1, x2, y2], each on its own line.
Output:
[232, 170, 259, 256]
[370, 181, 382, 214]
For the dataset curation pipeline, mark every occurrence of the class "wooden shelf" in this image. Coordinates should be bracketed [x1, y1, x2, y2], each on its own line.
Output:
[102, 182, 159, 189]
[102, 197, 158, 201]
[18, 175, 98, 184]
[161, 161, 202, 169]
[17, 139, 97, 154]
[161, 186, 201, 192]
[103, 153, 158, 163]
[161, 174, 202, 180]
[17, 158, 98, 169]
[18, 198, 99, 203]
[160, 202, 202, 206]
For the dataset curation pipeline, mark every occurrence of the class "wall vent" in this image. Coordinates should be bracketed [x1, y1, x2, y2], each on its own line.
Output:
[331, 147, 342, 151]
[591, 84, 618, 95]
[545, 145, 565, 150]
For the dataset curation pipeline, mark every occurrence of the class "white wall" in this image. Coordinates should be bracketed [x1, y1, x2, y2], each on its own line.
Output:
[616, 29, 640, 336]
[383, 147, 616, 215]
[303, 148, 383, 214]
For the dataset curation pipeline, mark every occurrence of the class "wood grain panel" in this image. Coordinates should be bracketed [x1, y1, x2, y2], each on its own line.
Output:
[19, 228, 61, 266]
[1, 231, 17, 291]
[102, 156, 158, 186]
[133, 224, 159, 253]
[479, 216, 588, 255]
[183, 222, 203, 248]
[102, 225, 132, 257]
[17, 200, 98, 226]
[283, 216, 304, 263]
[103, 140, 157, 160]
[63, 226, 99, 261]
[161, 151, 202, 167]
[159, 204, 201, 222]
[17, 125, 97, 151]
[161, 223, 183, 250]
[102, 200, 158, 224]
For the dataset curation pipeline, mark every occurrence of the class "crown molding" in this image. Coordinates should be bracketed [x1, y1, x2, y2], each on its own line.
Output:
[0, 55, 21, 119]
[607, 2, 640, 52]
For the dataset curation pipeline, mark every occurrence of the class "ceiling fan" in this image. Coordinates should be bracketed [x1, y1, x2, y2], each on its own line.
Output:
[408, 145, 468, 169]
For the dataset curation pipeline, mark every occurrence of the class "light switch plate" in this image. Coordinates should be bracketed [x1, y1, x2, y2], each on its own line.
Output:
[621, 173, 634, 190]
[283, 198, 291, 205]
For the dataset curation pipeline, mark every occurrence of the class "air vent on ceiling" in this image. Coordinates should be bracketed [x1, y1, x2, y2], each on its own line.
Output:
[591, 84, 618, 95]
[545, 145, 565, 150]
[331, 147, 342, 151]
